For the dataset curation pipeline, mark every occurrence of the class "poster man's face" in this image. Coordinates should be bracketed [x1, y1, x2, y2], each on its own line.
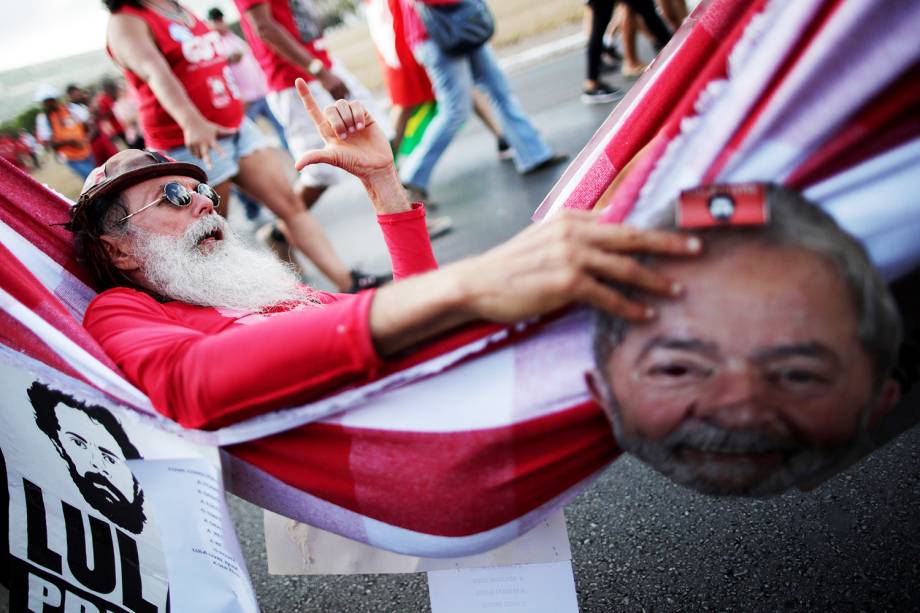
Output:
[596, 242, 892, 495]
[55, 403, 137, 513]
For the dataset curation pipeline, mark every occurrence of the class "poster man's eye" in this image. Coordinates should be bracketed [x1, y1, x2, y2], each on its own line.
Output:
[769, 368, 830, 387]
[645, 362, 712, 383]
[67, 435, 88, 449]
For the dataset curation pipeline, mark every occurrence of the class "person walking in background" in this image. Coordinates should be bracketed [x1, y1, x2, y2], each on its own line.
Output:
[395, 0, 565, 205]
[364, 0, 512, 163]
[207, 7, 290, 152]
[583, 0, 672, 101]
[618, 0, 685, 77]
[230, 0, 448, 231]
[68, 83, 121, 165]
[109, 78, 146, 149]
[94, 78, 130, 147]
[104, 0, 386, 292]
[33, 84, 96, 179]
[0, 132, 31, 171]
[18, 129, 43, 169]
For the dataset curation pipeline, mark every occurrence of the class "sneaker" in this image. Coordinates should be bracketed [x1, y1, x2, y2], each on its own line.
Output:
[600, 46, 622, 72]
[497, 137, 514, 161]
[348, 270, 392, 293]
[621, 63, 647, 78]
[404, 184, 439, 210]
[602, 43, 623, 63]
[521, 153, 569, 176]
[426, 215, 453, 239]
[581, 84, 622, 105]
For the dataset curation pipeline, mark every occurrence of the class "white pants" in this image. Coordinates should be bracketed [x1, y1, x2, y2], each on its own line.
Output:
[268, 59, 390, 188]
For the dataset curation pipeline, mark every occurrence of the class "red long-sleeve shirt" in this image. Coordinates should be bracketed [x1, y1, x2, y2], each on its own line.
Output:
[83, 203, 436, 430]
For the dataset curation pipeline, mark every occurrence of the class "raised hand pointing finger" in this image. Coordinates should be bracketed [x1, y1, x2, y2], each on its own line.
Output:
[295, 78, 335, 142]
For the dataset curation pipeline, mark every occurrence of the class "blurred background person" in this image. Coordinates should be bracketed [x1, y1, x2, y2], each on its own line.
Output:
[94, 77, 131, 148]
[207, 6, 290, 153]
[68, 83, 121, 165]
[363, 0, 511, 163]
[394, 0, 565, 206]
[0, 131, 32, 171]
[618, 0, 684, 78]
[584, 0, 672, 97]
[18, 129, 43, 169]
[109, 78, 146, 149]
[34, 84, 95, 179]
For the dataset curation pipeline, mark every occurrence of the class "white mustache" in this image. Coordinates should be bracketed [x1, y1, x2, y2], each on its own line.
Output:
[180, 213, 226, 247]
[129, 217, 317, 311]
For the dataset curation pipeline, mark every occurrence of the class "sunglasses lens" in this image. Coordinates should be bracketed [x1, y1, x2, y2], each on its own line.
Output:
[164, 182, 192, 206]
[196, 183, 221, 209]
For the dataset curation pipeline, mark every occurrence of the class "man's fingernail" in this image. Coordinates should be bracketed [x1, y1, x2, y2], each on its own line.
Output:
[670, 282, 683, 296]
[348, 127, 355, 133]
[645, 306, 656, 319]
[686, 237, 702, 252]
[357, 123, 364, 130]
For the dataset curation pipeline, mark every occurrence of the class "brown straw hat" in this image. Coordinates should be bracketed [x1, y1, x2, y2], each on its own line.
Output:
[72, 149, 206, 219]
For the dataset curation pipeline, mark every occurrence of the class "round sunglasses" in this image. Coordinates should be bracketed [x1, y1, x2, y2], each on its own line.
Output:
[117, 181, 221, 224]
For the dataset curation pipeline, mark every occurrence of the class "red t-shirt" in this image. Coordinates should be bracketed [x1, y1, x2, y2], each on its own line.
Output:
[110, 5, 245, 150]
[93, 92, 125, 138]
[234, 0, 333, 93]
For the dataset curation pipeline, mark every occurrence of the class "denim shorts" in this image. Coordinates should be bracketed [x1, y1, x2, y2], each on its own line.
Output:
[164, 116, 267, 186]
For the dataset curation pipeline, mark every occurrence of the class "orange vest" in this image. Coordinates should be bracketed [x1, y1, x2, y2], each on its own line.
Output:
[48, 107, 92, 161]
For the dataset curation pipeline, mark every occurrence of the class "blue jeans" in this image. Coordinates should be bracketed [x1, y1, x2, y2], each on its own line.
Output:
[400, 41, 553, 190]
[246, 97, 290, 154]
[66, 155, 96, 180]
[165, 117, 267, 185]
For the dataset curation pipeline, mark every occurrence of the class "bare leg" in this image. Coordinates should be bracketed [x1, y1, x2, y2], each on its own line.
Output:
[214, 181, 232, 220]
[235, 148, 352, 291]
[620, 6, 646, 76]
[472, 90, 504, 140]
[656, 0, 687, 31]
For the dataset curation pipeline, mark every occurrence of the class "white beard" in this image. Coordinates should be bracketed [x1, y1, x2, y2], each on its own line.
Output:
[129, 215, 318, 312]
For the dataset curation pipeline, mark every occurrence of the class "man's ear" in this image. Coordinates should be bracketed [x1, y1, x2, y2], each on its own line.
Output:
[584, 369, 614, 422]
[100, 234, 140, 273]
[867, 378, 901, 427]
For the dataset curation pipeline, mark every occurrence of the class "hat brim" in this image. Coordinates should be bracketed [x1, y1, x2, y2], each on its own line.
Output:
[78, 160, 208, 205]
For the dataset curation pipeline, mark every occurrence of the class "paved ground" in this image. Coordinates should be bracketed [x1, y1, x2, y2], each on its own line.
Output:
[224, 50, 920, 612]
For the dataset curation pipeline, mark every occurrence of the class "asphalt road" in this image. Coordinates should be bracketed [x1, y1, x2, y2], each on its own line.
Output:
[225, 49, 920, 612]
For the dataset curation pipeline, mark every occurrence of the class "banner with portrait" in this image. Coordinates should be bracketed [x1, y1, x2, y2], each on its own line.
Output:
[0, 358, 258, 612]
